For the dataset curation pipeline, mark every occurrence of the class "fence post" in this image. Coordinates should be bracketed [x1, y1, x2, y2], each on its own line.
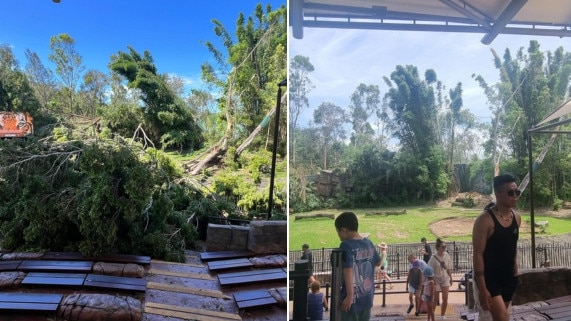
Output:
[321, 247, 325, 274]
[330, 248, 343, 321]
[396, 252, 400, 279]
[325, 282, 331, 307]
[290, 260, 309, 321]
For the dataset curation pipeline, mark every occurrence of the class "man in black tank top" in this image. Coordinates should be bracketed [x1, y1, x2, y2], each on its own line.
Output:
[472, 174, 521, 321]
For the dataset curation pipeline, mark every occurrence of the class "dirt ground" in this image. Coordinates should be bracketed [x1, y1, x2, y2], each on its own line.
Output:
[432, 192, 571, 241]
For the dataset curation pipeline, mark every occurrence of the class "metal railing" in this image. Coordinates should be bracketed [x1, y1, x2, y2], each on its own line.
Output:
[289, 241, 571, 285]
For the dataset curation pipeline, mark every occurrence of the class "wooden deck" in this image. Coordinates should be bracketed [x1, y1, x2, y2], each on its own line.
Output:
[21, 272, 146, 292]
[218, 267, 287, 286]
[0, 293, 63, 312]
[199, 250, 256, 262]
[42, 251, 151, 265]
[18, 260, 93, 273]
[461, 295, 571, 321]
[207, 258, 254, 271]
[233, 289, 277, 309]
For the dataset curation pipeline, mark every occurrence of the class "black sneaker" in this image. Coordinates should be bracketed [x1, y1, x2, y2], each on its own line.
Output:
[415, 311, 420, 316]
[407, 304, 414, 314]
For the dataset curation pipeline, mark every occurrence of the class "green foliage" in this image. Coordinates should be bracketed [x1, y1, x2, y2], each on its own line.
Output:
[202, 3, 287, 152]
[109, 47, 203, 151]
[52, 126, 71, 142]
[212, 149, 286, 213]
[98, 102, 144, 138]
[462, 194, 476, 208]
[242, 150, 273, 184]
[0, 44, 40, 114]
[224, 146, 239, 171]
[0, 137, 242, 261]
[553, 197, 563, 211]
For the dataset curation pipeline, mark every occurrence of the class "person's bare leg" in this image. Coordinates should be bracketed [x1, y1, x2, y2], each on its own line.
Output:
[488, 296, 509, 321]
[441, 286, 449, 316]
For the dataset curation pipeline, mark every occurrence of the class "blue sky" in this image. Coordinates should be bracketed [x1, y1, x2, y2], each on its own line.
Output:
[1, 0, 284, 92]
[289, 27, 570, 126]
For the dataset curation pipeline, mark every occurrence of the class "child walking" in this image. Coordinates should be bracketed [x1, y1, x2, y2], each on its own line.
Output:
[422, 266, 436, 321]
[406, 259, 423, 315]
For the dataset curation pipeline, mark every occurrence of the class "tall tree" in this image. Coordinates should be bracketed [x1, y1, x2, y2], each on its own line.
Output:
[384, 65, 447, 200]
[48, 34, 85, 114]
[313, 102, 347, 170]
[289, 55, 314, 164]
[475, 40, 571, 205]
[201, 3, 286, 147]
[79, 70, 108, 118]
[384, 65, 439, 156]
[109, 46, 203, 150]
[25, 49, 57, 112]
[348, 83, 380, 146]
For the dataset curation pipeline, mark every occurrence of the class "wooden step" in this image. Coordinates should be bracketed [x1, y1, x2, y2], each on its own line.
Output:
[22, 272, 86, 287]
[18, 260, 93, 273]
[218, 268, 286, 286]
[0, 260, 21, 271]
[43, 252, 151, 265]
[233, 289, 277, 309]
[0, 293, 63, 312]
[207, 258, 253, 271]
[84, 274, 146, 292]
[200, 250, 256, 262]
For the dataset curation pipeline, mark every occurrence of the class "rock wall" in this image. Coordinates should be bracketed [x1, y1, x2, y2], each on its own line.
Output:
[205, 223, 250, 252]
[205, 220, 287, 254]
[247, 220, 287, 254]
[512, 267, 571, 305]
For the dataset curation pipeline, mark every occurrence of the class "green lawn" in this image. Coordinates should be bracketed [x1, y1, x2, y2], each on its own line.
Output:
[289, 207, 571, 250]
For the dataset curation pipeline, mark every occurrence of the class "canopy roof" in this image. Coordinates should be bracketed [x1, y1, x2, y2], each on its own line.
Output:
[290, 0, 571, 44]
[529, 99, 571, 133]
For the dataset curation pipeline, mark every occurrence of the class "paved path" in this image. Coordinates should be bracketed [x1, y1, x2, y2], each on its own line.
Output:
[289, 287, 470, 320]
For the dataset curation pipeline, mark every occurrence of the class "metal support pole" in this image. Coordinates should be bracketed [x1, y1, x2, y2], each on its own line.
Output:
[528, 131, 536, 268]
[267, 79, 286, 219]
[291, 260, 309, 321]
[330, 249, 343, 321]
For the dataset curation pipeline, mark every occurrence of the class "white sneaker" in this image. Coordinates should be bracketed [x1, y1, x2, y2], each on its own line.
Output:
[441, 316, 446, 319]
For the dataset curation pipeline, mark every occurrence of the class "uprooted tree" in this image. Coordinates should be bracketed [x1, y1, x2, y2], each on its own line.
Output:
[0, 137, 238, 261]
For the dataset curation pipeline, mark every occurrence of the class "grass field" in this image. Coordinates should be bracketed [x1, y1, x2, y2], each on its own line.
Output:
[289, 206, 571, 250]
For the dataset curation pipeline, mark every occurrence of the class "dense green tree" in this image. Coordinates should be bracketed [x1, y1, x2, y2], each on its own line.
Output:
[384, 65, 439, 156]
[0, 44, 40, 114]
[201, 3, 287, 149]
[474, 40, 571, 206]
[109, 46, 203, 151]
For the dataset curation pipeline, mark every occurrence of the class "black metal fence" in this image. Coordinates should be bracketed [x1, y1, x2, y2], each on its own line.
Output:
[289, 240, 571, 285]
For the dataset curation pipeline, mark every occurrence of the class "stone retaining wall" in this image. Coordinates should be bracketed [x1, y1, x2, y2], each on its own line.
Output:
[205, 220, 286, 254]
[205, 224, 250, 252]
[512, 266, 571, 305]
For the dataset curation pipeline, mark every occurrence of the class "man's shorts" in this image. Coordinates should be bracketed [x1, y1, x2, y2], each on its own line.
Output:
[485, 276, 518, 302]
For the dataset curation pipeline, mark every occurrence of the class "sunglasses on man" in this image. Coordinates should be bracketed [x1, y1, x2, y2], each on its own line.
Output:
[506, 189, 521, 197]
